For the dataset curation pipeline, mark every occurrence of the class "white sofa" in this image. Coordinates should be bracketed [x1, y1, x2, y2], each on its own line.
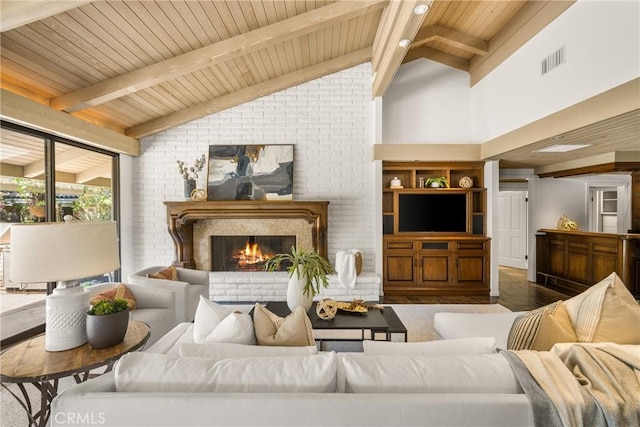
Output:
[51, 322, 534, 427]
[434, 311, 523, 349]
[127, 266, 209, 323]
[86, 282, 176, 347]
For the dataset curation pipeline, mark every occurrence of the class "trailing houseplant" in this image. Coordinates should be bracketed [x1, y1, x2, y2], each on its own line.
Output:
[264, 246, 334, 311]
[426, 176, 450, 188]
[86, 299, 130, 349]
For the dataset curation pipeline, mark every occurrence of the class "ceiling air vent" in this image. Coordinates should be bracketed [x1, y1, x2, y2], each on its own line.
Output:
[541, 46, 565, 76]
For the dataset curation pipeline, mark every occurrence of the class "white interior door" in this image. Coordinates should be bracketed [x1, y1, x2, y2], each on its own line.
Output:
[498, 191, 528, 269]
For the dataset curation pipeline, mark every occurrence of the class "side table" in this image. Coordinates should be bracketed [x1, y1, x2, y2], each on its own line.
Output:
[0, 320, 150, 427]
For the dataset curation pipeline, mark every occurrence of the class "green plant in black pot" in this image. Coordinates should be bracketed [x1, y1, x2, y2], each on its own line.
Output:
[86, 298, 130, 349]
[88, 299, 128, 315]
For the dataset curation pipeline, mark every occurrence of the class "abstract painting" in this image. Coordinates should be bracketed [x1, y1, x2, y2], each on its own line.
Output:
[206, 145, 294, 200]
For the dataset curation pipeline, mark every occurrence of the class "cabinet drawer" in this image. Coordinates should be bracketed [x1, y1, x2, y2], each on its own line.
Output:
[421, 242, 449, 251]
[386, 241, 415, 250]
[456, 241, 485, 250]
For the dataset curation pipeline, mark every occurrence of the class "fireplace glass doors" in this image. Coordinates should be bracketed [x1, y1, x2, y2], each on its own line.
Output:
[210, 235, 296, 272]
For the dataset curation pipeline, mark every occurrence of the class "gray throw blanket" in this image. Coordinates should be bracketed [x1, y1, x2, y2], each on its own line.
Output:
[502, 344, 640, 427]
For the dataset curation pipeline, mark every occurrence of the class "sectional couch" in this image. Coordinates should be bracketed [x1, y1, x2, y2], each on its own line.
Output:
[51, 322, 534, 427]
[51, 272, 639, 426]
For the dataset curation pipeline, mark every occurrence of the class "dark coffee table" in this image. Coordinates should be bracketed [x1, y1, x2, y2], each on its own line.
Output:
[265, 301, 390, 348]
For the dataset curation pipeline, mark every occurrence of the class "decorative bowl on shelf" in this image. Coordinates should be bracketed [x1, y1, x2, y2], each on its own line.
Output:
[390, 177, 402, 188]
[459, 176, 474, 188]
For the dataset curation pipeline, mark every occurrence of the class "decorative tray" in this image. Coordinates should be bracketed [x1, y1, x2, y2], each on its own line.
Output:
[335, 301, 368, 313]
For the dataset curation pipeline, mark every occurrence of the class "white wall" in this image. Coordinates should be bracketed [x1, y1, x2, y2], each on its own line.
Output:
[382, 60, 472, 144]
[380, 0, 639, 290]
[533, 177, 587, 231]
[382, 1, 640, 145]
[129, 64, 377, 277]
[533, 174, 632, 232]
[471, 0, 640, 142]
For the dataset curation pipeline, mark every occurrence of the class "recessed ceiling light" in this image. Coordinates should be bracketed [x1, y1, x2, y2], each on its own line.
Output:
[399, 39, 411, 48]
[533, 144, 591, 153]
[414, 4, 429, 15]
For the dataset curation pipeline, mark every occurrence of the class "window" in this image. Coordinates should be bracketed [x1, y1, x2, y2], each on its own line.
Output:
[0, 122, 120, 336]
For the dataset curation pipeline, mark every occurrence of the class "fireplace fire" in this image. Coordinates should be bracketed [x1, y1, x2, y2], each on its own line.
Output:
[211, 235, 296, 272]
[234, 240, 270, 269]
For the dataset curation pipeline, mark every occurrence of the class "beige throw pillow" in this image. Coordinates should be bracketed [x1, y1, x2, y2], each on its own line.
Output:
[253, 304, 315, 347]
[530, 301, 577, 351]
[148, 265, 178, 281]
[565, 272, 640, 344]
[591, 274, 640, 344]
[90, 283, 136, 310]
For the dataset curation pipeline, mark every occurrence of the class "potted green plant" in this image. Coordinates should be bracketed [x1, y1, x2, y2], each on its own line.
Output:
[86, 299, 129, 349]
[426, 177, 449, 188]
[14, 178, 46, 221]
[264, 246, 334, 312]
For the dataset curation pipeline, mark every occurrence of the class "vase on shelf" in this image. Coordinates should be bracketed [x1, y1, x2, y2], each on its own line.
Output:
[183, 179, 196, 199]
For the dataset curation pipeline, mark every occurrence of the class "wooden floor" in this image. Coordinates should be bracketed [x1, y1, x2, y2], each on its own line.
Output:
[382, 266, 576, 312]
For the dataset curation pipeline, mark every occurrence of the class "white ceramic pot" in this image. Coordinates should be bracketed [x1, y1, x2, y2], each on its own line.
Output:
[286, 271, 313, 312]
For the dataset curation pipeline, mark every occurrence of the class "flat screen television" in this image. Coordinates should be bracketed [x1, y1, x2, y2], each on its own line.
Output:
[398, 193, 467, 233]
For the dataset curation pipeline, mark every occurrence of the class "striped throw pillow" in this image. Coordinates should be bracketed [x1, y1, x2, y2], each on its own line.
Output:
[507, 301, 560, 350]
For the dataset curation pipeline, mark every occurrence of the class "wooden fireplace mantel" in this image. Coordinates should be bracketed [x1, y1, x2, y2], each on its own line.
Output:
[164, 200, 329, 269]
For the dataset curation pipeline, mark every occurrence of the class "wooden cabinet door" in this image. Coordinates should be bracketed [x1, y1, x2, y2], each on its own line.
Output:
[384, 254, 415, 285]
[420, 255, 451, 286]
[456, 256, 485, 284]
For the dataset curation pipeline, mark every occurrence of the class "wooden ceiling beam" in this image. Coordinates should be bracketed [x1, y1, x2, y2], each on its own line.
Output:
[0, 89, 139, 156]
[23, 147, 92, 178]
[126, 48, 372, 138]
[0, 163, 24, 178]
[372, 0, 430, 97]
[413, 25, 488, 56]
[75, 160, 111, 183]
[402, 45, 469, 72]
[50, 0, 387, 113]
[0, 1, 93, 32]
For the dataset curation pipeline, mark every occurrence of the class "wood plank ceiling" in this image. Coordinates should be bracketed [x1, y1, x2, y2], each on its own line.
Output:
[3, 0, 634, 174]
[1, 0, 525, 141]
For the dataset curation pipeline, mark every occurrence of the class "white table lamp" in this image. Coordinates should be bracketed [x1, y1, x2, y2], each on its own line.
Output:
[10, 219, 120, 351]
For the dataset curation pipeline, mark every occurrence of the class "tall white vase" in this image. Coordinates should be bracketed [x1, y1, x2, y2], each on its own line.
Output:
[286, 271, 313, 312]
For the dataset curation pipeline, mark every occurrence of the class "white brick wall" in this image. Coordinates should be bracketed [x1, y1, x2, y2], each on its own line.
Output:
[209, 272, 381, 303]
[131, 63, 379, 296]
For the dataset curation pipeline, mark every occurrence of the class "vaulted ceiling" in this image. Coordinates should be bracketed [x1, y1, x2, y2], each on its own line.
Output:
[0, 1, 544, 139]
[1, 0, 637, 174]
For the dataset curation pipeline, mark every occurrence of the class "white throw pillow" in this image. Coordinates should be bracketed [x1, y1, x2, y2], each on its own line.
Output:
[193, 296, 254, 344]
[115, 352, 337, 393]
[363, 337, 497, 356]
[180, 342, 317, 358]
[341, 354, 520, 394]
[203, 312, 256, 345]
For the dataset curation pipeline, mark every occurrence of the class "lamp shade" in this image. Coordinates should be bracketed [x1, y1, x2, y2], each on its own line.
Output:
[10, 221, 119, 283]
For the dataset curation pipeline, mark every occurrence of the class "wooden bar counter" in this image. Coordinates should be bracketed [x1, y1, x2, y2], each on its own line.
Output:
[536, 229, 640, 297]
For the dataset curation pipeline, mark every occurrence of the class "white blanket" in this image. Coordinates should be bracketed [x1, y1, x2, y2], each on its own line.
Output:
[335, 249, 360, 289]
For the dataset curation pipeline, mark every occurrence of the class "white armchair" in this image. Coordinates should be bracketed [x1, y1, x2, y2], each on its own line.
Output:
[86, 282, 176, 347]
[128, 266, 209, 323]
